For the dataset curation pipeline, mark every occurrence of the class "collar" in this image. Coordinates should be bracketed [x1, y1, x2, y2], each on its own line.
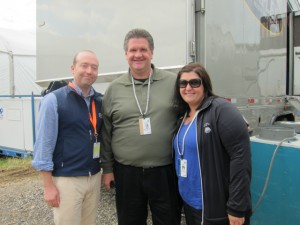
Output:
[70, 80, 95, 98]
[198, 96, 216, 112]
[120, 64, 165, 86]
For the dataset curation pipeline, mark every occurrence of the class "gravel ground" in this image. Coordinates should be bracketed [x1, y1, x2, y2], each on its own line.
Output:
[0, 168, 186, 225]
[0, 168, 118, 225]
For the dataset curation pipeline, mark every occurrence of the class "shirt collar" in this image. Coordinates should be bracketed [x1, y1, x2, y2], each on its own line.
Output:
[123, 64, 164, 86]
[71, 81, 95, 98]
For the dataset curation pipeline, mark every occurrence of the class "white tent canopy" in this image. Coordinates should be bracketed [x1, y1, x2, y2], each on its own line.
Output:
[0, 0, 41, 95]
[0, 27, 41, 95]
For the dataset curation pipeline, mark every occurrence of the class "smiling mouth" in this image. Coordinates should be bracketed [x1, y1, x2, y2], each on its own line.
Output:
[133, 61, 144, 66]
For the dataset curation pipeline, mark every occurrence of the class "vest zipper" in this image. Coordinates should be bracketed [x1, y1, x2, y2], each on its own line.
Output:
[89, 130, 92, 142]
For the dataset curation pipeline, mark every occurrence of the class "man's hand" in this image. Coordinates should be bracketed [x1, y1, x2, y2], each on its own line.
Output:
[102, 173, 115, 190]
[41, 171, 60, 207]
[44, 183, 60, 207]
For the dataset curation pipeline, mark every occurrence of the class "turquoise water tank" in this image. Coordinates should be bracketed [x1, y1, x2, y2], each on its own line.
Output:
[251, 134, 300, 225]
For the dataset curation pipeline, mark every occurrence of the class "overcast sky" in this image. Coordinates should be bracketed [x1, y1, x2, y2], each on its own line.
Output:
[0, 0, 35, 30]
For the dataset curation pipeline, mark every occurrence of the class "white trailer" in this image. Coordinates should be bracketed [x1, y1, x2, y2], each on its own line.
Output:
[36, 0, 300, 133]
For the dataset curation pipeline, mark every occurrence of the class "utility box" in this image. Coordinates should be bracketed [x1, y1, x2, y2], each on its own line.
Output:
[0, 96, 40, 157]
[251, 135, 300, 225]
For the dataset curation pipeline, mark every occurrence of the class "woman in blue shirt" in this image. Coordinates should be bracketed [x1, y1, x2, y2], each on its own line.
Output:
[173, 63, 252, 225]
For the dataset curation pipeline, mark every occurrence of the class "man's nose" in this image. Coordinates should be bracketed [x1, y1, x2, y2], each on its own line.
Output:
[134, 50, 142, 57]
[86, 65, 94, 73]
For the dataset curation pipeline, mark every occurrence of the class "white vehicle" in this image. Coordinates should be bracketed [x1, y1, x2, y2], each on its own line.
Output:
[36, 0, 300, 134]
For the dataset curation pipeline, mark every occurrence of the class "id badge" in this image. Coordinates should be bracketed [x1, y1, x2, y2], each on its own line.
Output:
[180, 159, 187, 177]
[93, 142, 100, 159]
[139, 117, 152, 135]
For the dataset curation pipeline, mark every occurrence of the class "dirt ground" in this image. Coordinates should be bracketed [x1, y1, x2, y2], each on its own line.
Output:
[0, 167, 39, 185]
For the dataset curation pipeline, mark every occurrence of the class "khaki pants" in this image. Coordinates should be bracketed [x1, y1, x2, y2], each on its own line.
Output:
[53, 172, 101, 225]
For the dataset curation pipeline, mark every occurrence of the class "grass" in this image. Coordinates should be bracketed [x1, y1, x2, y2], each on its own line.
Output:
[0, 156, 33, 171]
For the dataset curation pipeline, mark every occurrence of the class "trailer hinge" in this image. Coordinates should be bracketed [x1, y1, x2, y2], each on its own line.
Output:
[195, 0, 205, 14]
[190, 41, 196, 58]
[200, 0, 205, 14]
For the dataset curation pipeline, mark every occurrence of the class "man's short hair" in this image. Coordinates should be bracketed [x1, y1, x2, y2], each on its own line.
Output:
[123, 28, 154, 51]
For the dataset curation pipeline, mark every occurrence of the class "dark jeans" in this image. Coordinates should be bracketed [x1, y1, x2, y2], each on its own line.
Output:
[113, 161, 181, 225]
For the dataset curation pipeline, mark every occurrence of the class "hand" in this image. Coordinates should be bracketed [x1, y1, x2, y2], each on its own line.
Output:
[41, 171, 60, 208]
[102, 173, 115, 190]
[44, 183, 60, 208]
[228, 214, 245, 225]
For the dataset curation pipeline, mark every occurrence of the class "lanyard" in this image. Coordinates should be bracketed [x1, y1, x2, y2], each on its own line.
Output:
[176, 111, 199, 158]
[68, 82, 98, 136]
[131, 69, 152, 118]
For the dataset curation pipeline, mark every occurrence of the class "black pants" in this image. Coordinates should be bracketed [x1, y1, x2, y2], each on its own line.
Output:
[183, 200, 251, 225]
[113, 161, 181, 225]
[183, 200, 202, 225]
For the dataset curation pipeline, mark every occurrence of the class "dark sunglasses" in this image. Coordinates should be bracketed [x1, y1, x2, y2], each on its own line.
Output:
[179, 79, 202, 88]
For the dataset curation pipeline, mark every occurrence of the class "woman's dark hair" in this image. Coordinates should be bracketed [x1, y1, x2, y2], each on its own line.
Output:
[173, 63, 216, 116]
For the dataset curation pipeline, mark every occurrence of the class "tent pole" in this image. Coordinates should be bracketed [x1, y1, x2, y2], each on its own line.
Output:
[8, 51, 15, 96]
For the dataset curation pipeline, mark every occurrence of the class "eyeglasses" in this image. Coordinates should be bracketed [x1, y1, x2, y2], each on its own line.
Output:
[179, 79, 202, 88]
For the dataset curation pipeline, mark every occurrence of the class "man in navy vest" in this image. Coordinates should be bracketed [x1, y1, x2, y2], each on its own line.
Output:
[32, 50, 103, 225]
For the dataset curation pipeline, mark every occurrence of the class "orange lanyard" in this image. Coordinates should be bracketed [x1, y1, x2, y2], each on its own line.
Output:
[89, 100, 97, 136]
[68, 82, 98, 136]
